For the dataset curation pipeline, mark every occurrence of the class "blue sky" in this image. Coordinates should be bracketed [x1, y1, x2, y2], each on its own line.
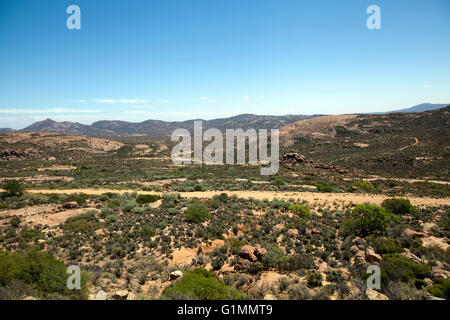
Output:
[0, 0, 449, 129]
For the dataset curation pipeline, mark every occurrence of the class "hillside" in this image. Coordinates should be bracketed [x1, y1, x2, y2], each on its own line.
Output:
[280, 106, 450, 178]
[0, 132, 123, 161]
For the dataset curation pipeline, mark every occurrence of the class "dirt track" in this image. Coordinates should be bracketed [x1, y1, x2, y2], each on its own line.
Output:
[22, 189, 450, 207]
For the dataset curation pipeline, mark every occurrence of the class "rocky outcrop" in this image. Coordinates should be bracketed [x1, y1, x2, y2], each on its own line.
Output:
[365, 288, 389, 300]
[403, 228, 426, 238]
[401, 252, 425, 264]
[365, 247, 382, 263]
[239, 245, 258, 262]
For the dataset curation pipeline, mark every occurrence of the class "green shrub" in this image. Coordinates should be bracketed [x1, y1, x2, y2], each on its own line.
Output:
[342, 204, 399, 237]
[306, 272, 323, 288]
[0, 250, 87, 299]
[441, 219, 450, 231]
[380, 254, 431, 286]
[123, 200, 138, 212]
[194, 184, 204, 191]
[427, 279, 450, 299]
[136, 194, 160, 205]
[2, 181, 25, 197]
[316, 183, 334, 193]
[353, 181, 376, 193]
[10, 216, 22, 228]
[99, 207, 113, 218]
[105, 214, 118, 223]
[288, 204, 311, 218]
[162, 268, 244, 300]
[141, 226, 156, 237]
[369, 237, 403, 254]
[381, 198, 418, 216]
[185, 204, 211, 223]
[64, 211, 99, 233]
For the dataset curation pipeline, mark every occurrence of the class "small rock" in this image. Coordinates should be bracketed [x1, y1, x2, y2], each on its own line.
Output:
[112, 290, 129, 300]
[95, 290, 108, 300]
[254, 245, 267, 258]
[126, 293, 137, 300]
[170, 270, 183, 280]
[355, 250, 366, 265]
[263, 294, 277, 300]
[62, 201, 78, 209]
[287, 229, 299, 237]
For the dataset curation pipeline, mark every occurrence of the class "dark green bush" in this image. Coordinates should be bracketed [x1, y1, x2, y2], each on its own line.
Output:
[381, 198, 418, 216]
[288, 204, 311, 218]
[427, 279, 450, 299]
[369, 237, 403, 254]
[136, 194, 160, 205]
[2, 181, 25, 197]
[0, 250, 87, 299]
[185, 204, 211, 223]
[380, 254, 431, 286]
[162, 268, 244, 300]
[353, 181, 376, 193]
[341, 204, 399, 237]
[306, 272, 323, 288]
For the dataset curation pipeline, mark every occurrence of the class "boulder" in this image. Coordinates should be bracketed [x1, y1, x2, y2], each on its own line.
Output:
[401, 252, 425, 264]
[365, 247, 382, 263]
[355, 250, 366, 265]
[170, 270, 183, 280]
[95, 290, 108, 300]
[365, 288, 389, 300]
[112, 290, 129, 300]
[288, 229, 299, 237]
[254, 245, 267, 258]
[62, 201, 78, 209]
[431, 267, 450, 279]
[403, 228, 426, 239]
[239, 245, 258, 262]
[274, 224, 285, 232]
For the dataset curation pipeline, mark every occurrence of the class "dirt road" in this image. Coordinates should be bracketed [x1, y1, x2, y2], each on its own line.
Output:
[22, 188, 450, 207]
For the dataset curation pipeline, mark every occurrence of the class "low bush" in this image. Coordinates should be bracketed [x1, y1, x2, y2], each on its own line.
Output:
[0, 250, 87, 299]
[288, 204, 311, 218]
[381, 198, 418, 216]
[136, 194, 160, 205]
[185, 204, 211, 223]
[162, 268, 244, 300]
[2, 181, 25, 197]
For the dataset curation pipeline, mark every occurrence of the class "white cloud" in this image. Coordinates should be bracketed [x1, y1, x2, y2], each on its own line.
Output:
[132, 105, 153, 109]
[93, 99, 148, 104]
[424, 85, 432, 88]
[0, 108, 100, 114]
[209, 99, 216, 103]
[200, 96, 210, 100]
[243, 96, 249, 100]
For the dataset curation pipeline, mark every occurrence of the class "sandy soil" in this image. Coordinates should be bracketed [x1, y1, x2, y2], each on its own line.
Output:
[0, 204, 97, 227]
[20, 189, 450, 207]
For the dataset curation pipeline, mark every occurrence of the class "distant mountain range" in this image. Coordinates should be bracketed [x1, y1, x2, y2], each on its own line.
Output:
[370, 103, 450, 114]
[1, 103, 448, 138]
